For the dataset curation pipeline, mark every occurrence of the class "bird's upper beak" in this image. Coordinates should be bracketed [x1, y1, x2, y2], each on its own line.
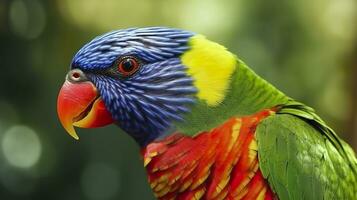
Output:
[57, 69, 114, 140]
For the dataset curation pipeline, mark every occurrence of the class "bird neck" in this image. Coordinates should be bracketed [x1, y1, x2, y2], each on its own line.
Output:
[173, 60, 290, 136]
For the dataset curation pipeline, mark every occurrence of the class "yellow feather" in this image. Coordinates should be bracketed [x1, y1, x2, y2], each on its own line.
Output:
[193, 188, 206, 200]
[179, 178, 193, 192]
[256, 187, 267, 200]
[144, 157, 151, 167]
[181, 35, 236, 106]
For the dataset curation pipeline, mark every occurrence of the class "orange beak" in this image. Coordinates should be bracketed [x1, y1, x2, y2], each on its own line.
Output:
[57, 80, 114, 140]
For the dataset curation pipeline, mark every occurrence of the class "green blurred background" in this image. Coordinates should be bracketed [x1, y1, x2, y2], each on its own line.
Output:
[0, 0, 356, 199]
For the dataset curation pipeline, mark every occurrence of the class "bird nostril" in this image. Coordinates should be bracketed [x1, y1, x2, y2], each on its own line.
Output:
[67, 69, 87, 82]
[72, 72, 80, 79]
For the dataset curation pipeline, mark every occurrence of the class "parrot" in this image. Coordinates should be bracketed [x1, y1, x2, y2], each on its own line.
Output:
[57, 27, 357, 200]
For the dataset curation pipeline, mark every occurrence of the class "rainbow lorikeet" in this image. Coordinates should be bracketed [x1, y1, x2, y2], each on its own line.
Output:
[57, 27, 357, 199]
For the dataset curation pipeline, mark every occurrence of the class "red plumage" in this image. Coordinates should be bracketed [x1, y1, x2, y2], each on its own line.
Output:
[141, 109, 276, 200]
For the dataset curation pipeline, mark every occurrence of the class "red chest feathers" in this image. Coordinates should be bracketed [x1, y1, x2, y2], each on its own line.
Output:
[141, 109, 276, 200]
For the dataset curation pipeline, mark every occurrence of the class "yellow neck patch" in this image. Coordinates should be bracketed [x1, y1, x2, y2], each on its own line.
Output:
[181, 35, 236, 106]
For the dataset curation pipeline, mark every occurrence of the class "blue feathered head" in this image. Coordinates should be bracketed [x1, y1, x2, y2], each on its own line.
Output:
[57, 27, 236, 146]
[59, 27, 196, 146]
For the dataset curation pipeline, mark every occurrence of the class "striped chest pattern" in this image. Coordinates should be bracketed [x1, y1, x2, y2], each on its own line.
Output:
[141, 109, 276, 200]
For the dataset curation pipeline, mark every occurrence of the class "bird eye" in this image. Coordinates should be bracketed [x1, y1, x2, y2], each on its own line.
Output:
[117, 57, 139, 76]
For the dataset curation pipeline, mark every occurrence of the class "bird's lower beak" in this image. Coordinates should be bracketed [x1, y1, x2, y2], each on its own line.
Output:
[57, 80, 114, 140]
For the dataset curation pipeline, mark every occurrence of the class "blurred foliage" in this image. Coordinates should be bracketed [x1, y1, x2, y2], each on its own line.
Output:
[0, 0, 356, 199]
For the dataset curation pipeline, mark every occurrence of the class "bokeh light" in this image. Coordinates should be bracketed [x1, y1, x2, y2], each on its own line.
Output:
[323, 0, 357, 41]
[179, 0, 237, 38]
[1, 125, 42, 169]
[9, 0, 46, 39]
[59, 0, 153, 31]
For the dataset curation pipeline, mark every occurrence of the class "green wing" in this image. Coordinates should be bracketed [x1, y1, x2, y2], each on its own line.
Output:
[256, 101, 357, 200]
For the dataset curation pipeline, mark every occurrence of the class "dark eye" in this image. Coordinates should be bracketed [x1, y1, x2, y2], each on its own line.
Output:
[117, 57, 139, 76]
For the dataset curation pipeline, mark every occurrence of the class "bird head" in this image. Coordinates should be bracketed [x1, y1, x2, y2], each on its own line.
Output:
[57, 27, 236, 146]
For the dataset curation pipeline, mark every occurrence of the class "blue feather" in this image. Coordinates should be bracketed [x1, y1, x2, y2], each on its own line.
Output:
[71, 27, 196, 146]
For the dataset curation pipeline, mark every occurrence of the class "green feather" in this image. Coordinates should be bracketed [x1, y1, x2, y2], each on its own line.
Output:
[256, 112, 357, 199]
[175, 59, 289, 135]
[177, 46, 357, 199]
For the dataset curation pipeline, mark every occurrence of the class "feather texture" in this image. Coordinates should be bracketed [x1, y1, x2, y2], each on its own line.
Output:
[181, 35, 236, 106]
[142, 109, 276, 200]
[88, 58, 196, 146]
[256, 104, 357, 199]
[72, 27, 193, 69]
